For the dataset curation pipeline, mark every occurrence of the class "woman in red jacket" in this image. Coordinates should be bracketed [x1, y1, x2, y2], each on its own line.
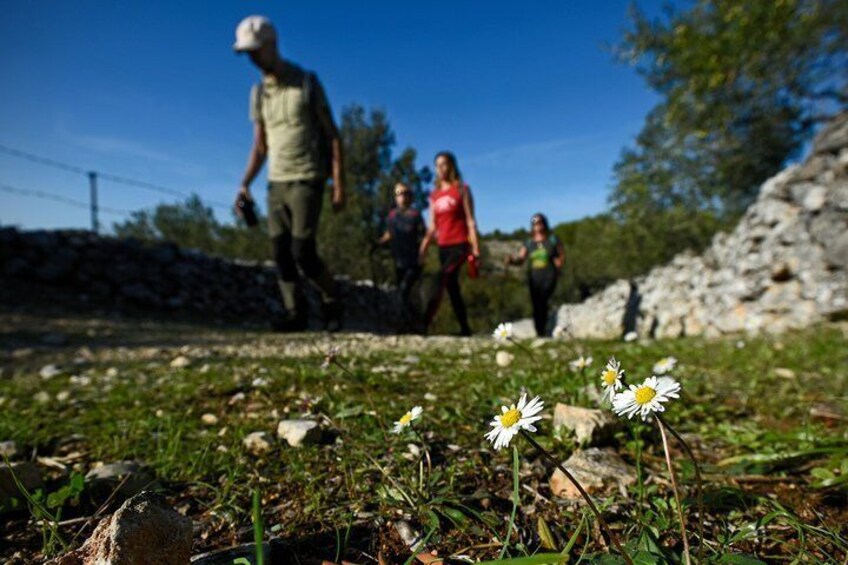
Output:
[419, 151, 481, 336]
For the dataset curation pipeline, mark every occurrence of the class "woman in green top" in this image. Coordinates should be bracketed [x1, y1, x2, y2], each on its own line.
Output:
[505, 213, 565, 336]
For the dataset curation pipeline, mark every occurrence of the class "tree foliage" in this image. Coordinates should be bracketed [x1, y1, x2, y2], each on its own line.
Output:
[613, 0, 847, 218]
[583, 0, 848, 296]
[113, 194, 271, 261]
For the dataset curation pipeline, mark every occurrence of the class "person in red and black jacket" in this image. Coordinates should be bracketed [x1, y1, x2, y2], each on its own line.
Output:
[377, 183, 426, 317]
[419, 151, 481, 336]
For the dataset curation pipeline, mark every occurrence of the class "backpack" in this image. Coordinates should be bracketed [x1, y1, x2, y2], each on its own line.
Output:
[255, 70, 332, 181]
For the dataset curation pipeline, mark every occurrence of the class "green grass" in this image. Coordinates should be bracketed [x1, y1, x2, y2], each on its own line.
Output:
[1, 321, 847, 562]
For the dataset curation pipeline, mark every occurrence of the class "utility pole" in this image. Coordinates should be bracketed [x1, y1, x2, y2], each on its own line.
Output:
[88, 171, 99, 233]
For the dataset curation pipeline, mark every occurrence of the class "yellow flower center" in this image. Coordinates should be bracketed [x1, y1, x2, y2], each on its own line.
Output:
[399, 412, 413, 425]
[500, 407, 521, 427]
[634, 386, 657, 405]
[602, 369, 618, 386]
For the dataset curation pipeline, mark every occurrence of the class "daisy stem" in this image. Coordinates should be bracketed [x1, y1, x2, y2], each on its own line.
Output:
[519, 430, 633, 565]
[630, 422, 645, 523]
[657, 417, 691, 565]
[508, 337, 536, 360]
[413, 429, 432, 489]
[498, 446, 521, 559]
[332, 358, 357, 380]
[657, 414, 704, 563]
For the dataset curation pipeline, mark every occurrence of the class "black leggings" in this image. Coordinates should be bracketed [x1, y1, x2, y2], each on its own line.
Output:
[425, 244, 471, 335]
[529, 270, 557, 337]
[396, 265, 421, 309]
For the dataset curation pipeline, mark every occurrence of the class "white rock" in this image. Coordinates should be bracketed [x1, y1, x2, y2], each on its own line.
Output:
[39, 364, 62, 380]
[169, 356, 191, 369]
[802, 185, 827, 211]
[200, 413, 219, 426]
[242, 431, 274, 455]
[394, 520, 424, 549]
[276, 420, 322, 447]
[69, 375, 92, 387]
[495, 350, 514, 367]
[774, 367, 796, 379]
[550, 448, 636, 500]
[552, 404, 621, 447]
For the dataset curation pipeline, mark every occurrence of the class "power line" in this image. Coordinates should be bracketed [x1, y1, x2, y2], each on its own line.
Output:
[0, 183, 134, 217]
[0, 142, 232, 209]
[0, 143, 87, 175]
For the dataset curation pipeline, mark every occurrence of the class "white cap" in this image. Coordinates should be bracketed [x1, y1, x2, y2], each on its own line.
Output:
[233, 15, 276, 52]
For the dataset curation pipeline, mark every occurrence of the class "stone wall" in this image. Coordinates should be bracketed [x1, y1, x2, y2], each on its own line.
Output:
[0, 228, 413, 332]
[517, 113, 848, 339]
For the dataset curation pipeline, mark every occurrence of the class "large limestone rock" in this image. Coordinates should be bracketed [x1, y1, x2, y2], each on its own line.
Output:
[552, 403, 620, 447]
[49, 491, 192, 565]
[528, 113, 848, 339]
[550, 448, 636, 500]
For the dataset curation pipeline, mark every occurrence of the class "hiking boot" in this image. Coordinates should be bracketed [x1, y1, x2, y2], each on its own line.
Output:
[321, 300, 343, 333]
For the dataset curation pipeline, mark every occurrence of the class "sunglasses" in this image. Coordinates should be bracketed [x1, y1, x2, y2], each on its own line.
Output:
[531, 217, 543, 224]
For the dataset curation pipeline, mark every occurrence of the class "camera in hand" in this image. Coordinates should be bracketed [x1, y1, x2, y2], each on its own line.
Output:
[237, 194, 258, 227]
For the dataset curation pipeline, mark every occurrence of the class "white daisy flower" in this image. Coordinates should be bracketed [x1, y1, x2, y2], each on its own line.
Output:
[492, 322, 514, 341]
[569, 355, 593, 372]
[612, 376, 681, 421]
[485, 393, 544, 450]
[652, 356, 677, 375]
[600, 357, 624, 400]
[392, 406, 423, 434]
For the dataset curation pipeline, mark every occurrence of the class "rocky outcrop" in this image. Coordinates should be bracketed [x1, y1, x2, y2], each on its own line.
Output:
[538, 113, 848, 340]
[0, 228, 415, 332]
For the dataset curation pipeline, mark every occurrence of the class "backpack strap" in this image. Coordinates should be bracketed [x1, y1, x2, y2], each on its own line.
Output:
[303, 71, 318, 117]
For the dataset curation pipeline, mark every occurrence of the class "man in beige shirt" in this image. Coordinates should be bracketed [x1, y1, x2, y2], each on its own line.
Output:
[234, 15, 345, 331]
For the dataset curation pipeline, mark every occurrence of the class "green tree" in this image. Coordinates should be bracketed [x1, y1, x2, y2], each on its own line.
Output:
[113, 194, 270, 262]
[615, 0, 847, 215]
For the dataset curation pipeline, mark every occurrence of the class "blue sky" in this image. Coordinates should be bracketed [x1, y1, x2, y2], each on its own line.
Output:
[0, 1, 669, 234]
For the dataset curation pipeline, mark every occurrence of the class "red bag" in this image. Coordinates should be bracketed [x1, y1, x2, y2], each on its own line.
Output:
[467, 254, 479, 279]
